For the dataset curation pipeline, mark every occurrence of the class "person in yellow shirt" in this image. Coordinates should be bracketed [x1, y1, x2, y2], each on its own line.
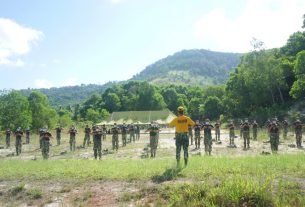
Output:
[169, 106, 195, 166]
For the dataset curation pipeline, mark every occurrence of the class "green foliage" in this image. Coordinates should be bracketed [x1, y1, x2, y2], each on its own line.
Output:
[0, 91, 32, 129]
[28, 91, 58, 130]
[58, 109, 73, 127]
[200, 96, 224, 120]
[281, 31, 305, 56]
[9, 183, 25, 196]
[27, 189, 42, 199]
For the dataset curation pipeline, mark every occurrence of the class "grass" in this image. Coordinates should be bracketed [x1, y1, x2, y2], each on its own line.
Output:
[0, 154, 305, 181]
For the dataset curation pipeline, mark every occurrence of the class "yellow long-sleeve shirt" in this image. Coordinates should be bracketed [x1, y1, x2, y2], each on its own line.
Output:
[169, 115, 195, 133]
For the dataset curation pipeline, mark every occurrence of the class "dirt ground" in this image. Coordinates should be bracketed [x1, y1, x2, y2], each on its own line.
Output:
[0, 129, 304, 206]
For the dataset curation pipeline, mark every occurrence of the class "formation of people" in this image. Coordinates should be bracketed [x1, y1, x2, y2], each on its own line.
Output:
[1, 110, 303, 162]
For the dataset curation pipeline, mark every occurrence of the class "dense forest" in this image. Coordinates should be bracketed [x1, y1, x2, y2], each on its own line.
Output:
[132, 49, 241, 86]
[0, 16, 305, 130]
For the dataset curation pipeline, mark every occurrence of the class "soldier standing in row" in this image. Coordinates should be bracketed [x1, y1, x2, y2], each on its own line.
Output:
[39, 128, 45, 149]
[15, 127, 23, 156]
[41, 129, 52, 159]
[55, 125, 62, 145]
[228, 121, 235, 146]
[269, 121, 279, 152]
[83, 124, 91, 148]
[135, 124, 140, 141]
[129, 124, 136, 143]
[203, 120, 213, 155]
[282, 119, 289, 139]
[239, 120, 243, 139]
[194, 120, 201, 149]
[294, 120, 303, 148]
[102, 124, 107, 141]
[146, 123, 160, 158]
[169, 106, 195, 166]
[252, 120, 258, 140]
[92, 126, 102, 160]
[121, 123, 128, 147]
[5, 128, 11, 148]
[242, 120, 250, 150]
[68, 125, 77, 151]
[188, 125, 193, 145]
[215, 121, 221, 141]
[112, 123, 120, 151]
[25, 128, 31, 144]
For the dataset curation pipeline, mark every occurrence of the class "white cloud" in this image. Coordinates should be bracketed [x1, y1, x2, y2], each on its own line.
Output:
[61, 78, 78, 87]
[34, 79, 53, 89]
[0, 18, 43, 66]
[194, 0, 305, 52]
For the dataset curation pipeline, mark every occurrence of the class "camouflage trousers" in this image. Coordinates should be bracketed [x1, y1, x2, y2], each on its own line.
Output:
[122, 134, 127, 147]
[6, 136, 10, 148]
[26, 135, 30, 144]
[270, 133, 279, 152]
[204, 136, 212, 155]
[41, 139, 50, 160]
[195, 133, 201, 149]
[175, 133, 189, 161]
[40, 138, 43, 149]
[112, 134, 119, 151]
[83, 134, 90, 147]
[243, 131, 250, 149]
[253, 129, 257, 140]
[130, 133, 135, 143]
[150, 135, 158, 157]
[229, 131, 235, 145]
[15, 138, 22, 156]
[56, 134, 61, 145]
[69, 136, 76, 151]
[240, 129, 243, 138]
[93, 137, 102, 159]
[215, 129, 220, 141]
[296, 132, 302, 148]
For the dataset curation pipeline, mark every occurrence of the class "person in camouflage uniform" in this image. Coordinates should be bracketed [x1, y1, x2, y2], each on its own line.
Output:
[269, 121, 279, 152]
[282, 119, 289, 140]
[55, 125, 62, 145]
[121, 123, 128, 147]
[83, 124, 91, 148]
[41, 129, 52, 160]
[242, 120, 250, 150]
[5, 128, 11, 148]
[215, 121, 221, 141]
[203, 120, 214, 155]
[14, 127, 23, 156]
[239, 120, 243, 139]
[129, 124, 136, 143]
[111, 123, 120, 151]
[102, 124, 107, 141]
[146, 123, 160, 158]
[25, 128, 30, 144]
[194, 120, 202, 149]
[169, 106, 195, 166]
[228, 121, 235, 146]
[92, 126, 103, 159]
[135, 124, 140, 141]
[294, 120, 303, 148]
[188, 125, 193, 145]
[68, 125, 77, 151]
[252, 120, 258, 140]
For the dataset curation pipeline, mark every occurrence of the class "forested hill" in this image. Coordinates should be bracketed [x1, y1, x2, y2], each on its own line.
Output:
[19, 82, 116, 107]
[131, 49, 242, 86]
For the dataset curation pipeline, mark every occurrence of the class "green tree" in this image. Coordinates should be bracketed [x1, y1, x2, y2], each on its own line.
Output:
[0, 91, 32, 130]
[58, 109, 73, 127]
[28, 91, 58, 130]
[290, 51, 305, 99]
[104, 93, 121, 112]
[200, 96, 224, 120]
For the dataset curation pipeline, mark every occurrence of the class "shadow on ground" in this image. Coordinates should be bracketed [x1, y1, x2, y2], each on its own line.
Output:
[152, 166, 183, 183]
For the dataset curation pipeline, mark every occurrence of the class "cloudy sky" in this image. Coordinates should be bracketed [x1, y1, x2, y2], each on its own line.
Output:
[0, 0, 304, 89]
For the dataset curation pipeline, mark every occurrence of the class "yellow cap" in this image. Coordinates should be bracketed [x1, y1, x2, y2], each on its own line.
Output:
[177, 106, 184, 112]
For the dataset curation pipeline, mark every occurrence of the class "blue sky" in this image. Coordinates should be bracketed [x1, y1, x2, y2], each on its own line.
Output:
[0, 0, 304, 89]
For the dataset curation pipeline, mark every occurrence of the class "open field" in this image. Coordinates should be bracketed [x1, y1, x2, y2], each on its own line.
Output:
[0, 129, 305, 206]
